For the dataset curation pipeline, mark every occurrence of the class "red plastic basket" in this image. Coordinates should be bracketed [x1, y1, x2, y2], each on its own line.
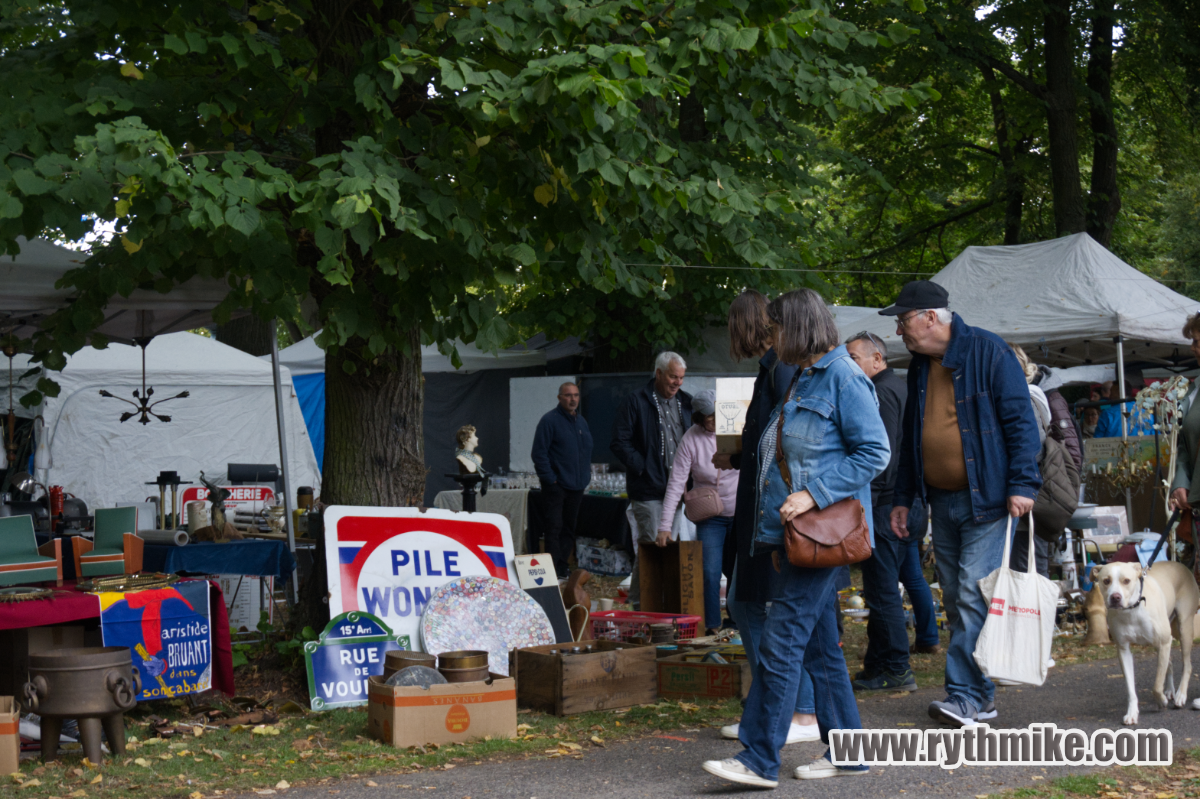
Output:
[590, 610, 702, 643]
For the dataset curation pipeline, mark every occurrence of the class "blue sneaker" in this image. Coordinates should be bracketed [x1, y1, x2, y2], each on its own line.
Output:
[928, 696, 978, 727]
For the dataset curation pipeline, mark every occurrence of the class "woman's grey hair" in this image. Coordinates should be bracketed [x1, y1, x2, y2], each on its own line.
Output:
[654, 351, 686, 373]
[767, 289, 840, 365]
[845, 331, 887, 359]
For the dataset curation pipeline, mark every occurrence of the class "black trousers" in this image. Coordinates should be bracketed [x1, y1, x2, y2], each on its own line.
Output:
[861, 503, 912, 676]
[542, 484, 584, 575]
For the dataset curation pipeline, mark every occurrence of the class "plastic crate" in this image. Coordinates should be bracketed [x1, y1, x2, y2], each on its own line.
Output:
[590, 610, 702, 643]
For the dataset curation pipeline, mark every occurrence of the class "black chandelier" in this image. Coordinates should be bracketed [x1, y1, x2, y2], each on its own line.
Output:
[98, 336, 189, 424]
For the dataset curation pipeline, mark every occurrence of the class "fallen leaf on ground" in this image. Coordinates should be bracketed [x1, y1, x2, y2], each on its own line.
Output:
[590, 736, 604, 746]
[20, 780, 42, 789]
[275, 781, 290, 790]
[133, 759, 150, 768]
[190, 793, 204, 799]
[69, 791, 86, 798]
[292, 739, 314, 752]
[365, 782, 378, 788]
[252, 725, 281, 736]
[254, 792, 276, 796]
[90, 775, 103, 784]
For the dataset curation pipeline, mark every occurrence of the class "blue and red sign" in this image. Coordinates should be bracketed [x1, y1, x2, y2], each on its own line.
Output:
[323, 507, 516, 652]
[98, 580, 212, 701]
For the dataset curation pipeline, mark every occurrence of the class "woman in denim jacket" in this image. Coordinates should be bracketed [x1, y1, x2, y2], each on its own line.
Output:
[703, 289, 891, 788]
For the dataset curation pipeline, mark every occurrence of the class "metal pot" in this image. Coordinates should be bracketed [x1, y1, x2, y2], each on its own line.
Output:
[23, 646, 140, 763]
[437, 649, 488, 669]
[383, 651, 437, 680]
[437, 665, 491, 683]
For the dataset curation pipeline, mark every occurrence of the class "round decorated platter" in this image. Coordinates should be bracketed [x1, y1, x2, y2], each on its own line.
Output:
[420, 576, 555, 676]
[843, 608, 870, 619]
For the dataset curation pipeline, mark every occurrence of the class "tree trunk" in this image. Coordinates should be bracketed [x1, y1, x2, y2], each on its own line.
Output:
[981, 66, 1025, 245]
[1086, 0, 1121, 247]
[322, 326, 426, 506]
[215, 316, 275, 356]
[1043, 0, 1087, 236]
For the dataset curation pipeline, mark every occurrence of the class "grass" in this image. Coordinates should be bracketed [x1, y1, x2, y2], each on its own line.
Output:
[8, 695, 743, 799]
[986, 746, 1200, 798]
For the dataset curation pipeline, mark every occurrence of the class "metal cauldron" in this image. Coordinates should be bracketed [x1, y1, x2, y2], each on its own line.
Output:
[23, 646, 141, 763]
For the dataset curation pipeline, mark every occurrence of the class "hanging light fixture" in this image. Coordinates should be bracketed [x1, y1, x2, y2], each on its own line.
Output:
[98, 336, 189, 424]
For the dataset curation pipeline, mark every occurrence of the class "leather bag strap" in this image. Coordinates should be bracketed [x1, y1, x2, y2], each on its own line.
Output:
[774, 372, 802, 493]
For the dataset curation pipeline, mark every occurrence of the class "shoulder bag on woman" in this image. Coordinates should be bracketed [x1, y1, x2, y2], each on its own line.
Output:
[774, 381, 872, 568]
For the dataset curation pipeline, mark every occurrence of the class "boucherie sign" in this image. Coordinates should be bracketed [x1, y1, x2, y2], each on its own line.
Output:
[323, 506, 517, 652]
[180, 485, 275, 523]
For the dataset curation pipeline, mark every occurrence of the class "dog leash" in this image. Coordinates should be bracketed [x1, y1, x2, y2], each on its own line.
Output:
[1146, 509, 1182, 566]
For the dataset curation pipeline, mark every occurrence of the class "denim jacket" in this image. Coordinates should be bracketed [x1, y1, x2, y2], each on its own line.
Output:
[753, 346, 892, 552]
[894, 313, 1043, 523]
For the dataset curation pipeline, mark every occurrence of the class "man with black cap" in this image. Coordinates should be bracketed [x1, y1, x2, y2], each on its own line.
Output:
[881, 280, 1042, 729]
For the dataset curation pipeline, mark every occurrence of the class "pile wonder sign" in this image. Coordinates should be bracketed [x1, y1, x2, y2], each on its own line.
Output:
[323, 507, 517, 651]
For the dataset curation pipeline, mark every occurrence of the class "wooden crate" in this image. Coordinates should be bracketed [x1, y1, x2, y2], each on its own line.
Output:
[637, 541, 704, 617]
[657, 648, 752, 699]
[510, 640, 657, 716]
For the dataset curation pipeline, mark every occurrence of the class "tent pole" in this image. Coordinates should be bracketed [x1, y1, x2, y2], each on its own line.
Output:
[271, 321, 300, 599]
[1115, 335, 1135, 528]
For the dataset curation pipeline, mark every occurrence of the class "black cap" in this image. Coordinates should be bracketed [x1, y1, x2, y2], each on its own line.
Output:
[878, 280, 950, 316]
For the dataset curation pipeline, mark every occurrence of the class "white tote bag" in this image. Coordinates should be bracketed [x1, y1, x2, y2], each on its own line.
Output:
[973, 514, 1061, 687]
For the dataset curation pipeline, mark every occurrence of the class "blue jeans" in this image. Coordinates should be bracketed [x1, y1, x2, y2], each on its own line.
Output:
[735, 560, 862, 781]
[695, 515, 733, 629]
[861, 504, 911, 676]
[728, 597, 815, 715]
[927, 486, 1010, 710]
[899, 532, 939, 648]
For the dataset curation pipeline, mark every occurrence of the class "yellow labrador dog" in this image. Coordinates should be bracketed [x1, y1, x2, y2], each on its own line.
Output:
[1097, 561, 1200, 725]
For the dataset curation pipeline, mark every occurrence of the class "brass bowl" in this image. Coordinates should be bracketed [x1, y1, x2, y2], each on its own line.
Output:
[437, 649, 488, 670]
[383, 650, 437, 680]
[437, 665, 491, 684]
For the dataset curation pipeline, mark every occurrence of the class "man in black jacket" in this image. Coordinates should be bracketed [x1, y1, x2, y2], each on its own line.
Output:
[846, 331, 919, 692]
[610, 351, 693, 609]
[531, 382, 594, 576]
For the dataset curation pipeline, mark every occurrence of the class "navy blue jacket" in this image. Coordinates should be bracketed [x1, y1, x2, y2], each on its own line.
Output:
[610, 379, 694, 502]
[531, 405, 594, 492]
[895, 313, 1043, 523]
[731, 349, 798, 604]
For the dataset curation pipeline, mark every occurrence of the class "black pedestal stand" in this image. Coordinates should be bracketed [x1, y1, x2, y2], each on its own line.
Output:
[445, 472, 488, 513]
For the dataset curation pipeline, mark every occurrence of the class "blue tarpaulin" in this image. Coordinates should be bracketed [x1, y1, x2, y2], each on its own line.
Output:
[292, 372, 326, 469]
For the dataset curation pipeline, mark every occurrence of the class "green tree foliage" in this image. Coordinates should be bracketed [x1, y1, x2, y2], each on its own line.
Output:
[0, 0, 933, 501]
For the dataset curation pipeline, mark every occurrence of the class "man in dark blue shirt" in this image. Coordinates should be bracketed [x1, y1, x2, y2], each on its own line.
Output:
[883, 280, 1042, 729]
[531, 382, 594, 575]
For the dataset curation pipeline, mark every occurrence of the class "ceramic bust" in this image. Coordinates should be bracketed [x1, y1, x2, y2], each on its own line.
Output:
[455, 425, 487, 476]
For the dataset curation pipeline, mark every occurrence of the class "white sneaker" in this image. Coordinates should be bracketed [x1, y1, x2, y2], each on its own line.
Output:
[1191, 698, 1200, 711]
[794, 756, 869, 780]
[1047, 658, 1056, 668]
[787, 722, 820, 744]
[719, 721, 819, 744]
[703, 758, 779, 788]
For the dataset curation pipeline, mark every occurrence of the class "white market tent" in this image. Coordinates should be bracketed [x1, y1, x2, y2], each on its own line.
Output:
[269, 334, 548, 376]
[2, 237, 307, 586]
[10, 332, 320, 516]
[0, 237, 232, 341]
[851, 233, 1200, 368]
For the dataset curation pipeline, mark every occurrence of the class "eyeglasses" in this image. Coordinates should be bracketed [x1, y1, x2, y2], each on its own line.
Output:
[896, 310, 928, 329]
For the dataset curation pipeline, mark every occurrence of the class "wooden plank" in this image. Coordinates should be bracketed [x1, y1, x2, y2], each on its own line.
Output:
[638, 541, 704, 617]
[559, 645, 658, 715]
[512, 648, 563, 715]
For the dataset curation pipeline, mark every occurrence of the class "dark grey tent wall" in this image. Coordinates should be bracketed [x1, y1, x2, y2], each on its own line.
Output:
[422, 367, 544, 507]
[577, 374, 650, 468]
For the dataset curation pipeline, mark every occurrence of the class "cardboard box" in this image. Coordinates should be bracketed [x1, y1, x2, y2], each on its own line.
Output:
[367, 674, 517, 748]
[0, 697, 17, 774]
[638, 541, 703, 617]
[0, 625, 87, 698]
[510, 640, 657, 715]
[657, 647, 752, 700]
[715, 377, 755, 454]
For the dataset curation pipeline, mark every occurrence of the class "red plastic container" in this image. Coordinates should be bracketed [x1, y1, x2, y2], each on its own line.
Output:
[589, 610, 702, 643]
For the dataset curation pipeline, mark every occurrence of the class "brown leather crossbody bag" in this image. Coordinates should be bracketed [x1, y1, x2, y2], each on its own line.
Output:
[774, 382, 872, 569]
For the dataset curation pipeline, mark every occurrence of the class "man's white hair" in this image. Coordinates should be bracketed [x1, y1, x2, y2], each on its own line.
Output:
[655, 351, 686, 373]
[931, 307, 952, 324]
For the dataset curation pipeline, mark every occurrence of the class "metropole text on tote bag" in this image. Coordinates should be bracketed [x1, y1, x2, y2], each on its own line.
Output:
[972, 514, 1061, 687]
